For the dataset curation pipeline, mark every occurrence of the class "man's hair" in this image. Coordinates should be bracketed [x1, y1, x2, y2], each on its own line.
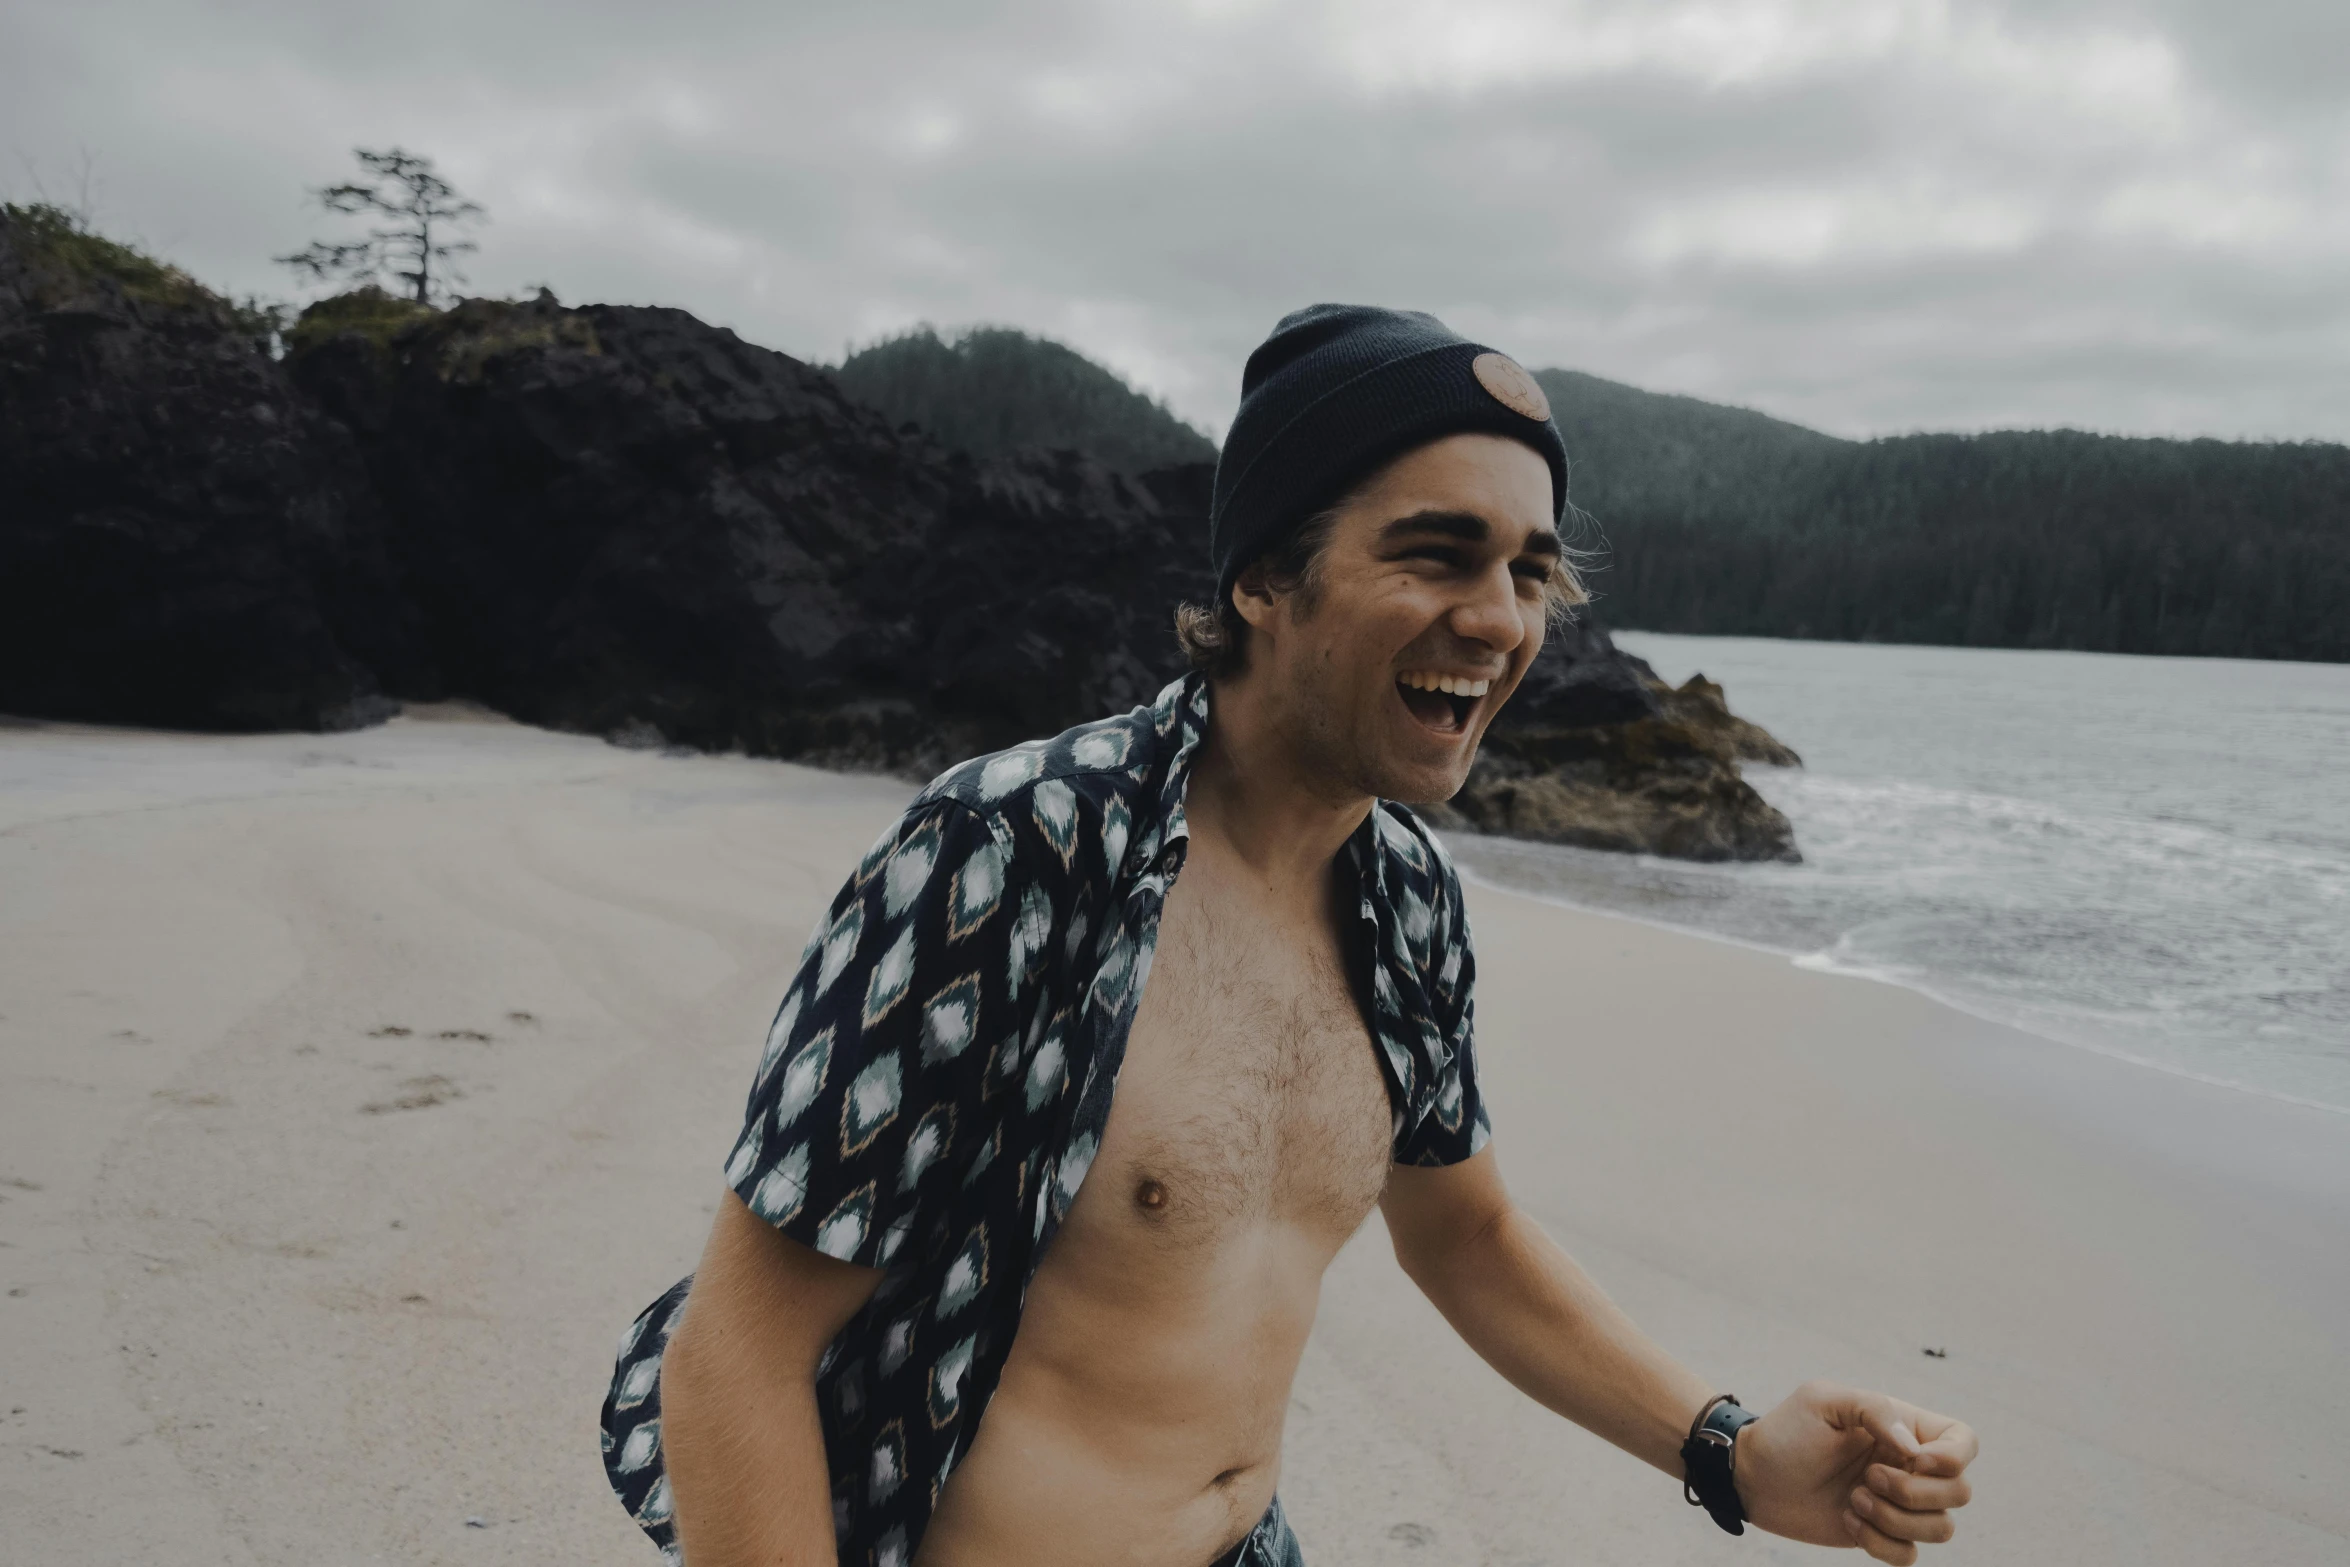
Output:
[1173, 507, 1590, 680]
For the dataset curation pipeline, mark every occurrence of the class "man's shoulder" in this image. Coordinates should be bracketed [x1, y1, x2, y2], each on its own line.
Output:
[918, 701, 1168, 812]
[906, 692, 1182, 880]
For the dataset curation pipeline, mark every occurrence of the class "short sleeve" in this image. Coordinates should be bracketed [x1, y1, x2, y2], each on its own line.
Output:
[723, 798, 1052, 1270]
[1393, 842, 1491, 1167]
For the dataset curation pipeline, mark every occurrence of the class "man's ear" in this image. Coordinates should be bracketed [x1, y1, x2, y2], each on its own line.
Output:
[1229, 564, 1282, 632]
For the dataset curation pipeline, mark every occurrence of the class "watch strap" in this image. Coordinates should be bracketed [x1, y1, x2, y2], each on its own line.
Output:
[1681, 1394, 1760, 1535]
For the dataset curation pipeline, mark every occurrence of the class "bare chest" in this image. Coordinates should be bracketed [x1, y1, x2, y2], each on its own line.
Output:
[1086, 875, 1394, 1242]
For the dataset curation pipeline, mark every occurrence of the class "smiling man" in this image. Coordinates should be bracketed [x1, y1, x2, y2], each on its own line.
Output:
[600, 305, 1978, 1567]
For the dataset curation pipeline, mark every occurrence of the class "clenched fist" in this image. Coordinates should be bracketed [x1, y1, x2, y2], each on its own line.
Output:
[1734, 1381, 1979, 1565]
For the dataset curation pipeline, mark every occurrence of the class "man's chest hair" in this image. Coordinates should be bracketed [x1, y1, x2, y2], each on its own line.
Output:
[1099, 879, 1395, 1241]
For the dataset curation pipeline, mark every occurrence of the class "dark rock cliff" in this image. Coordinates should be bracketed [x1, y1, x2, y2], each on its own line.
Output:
[288, 292, 1212, 775]
[0, 207, 423, 730]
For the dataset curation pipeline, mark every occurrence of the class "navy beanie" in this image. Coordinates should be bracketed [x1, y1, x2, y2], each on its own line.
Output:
[1208, 304, 1570, 600]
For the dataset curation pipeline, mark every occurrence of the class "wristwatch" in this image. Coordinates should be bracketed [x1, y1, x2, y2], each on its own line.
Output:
[1681, 1394, 1760, 1535]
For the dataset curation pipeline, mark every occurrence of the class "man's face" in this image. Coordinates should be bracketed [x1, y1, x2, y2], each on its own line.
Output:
[1231, 432, 1559, 805]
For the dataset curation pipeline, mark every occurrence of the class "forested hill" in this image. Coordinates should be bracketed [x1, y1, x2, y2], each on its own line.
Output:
[1538, 367, 1849, 529]
[1538, 369, 2350, 663]
[832, 326, 1216, 473]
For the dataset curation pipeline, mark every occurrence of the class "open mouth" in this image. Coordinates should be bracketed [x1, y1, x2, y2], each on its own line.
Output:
[1396, 670, 1491, 737]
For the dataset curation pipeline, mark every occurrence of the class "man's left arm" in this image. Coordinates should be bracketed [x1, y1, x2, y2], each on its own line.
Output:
[1382, 1151, 1978, 1565]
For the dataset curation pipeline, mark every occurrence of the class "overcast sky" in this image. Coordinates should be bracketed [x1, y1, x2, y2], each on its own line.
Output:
[8, 0, 2347, 442]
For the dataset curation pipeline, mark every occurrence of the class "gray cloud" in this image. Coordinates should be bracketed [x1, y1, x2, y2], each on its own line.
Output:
[6, 0, 2346, 442]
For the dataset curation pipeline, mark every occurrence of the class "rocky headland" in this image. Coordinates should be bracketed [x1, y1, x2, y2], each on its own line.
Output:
[0, 206, 423, 730]
[0, 206, 1798, 862]
[1424, 624, 1800, 862]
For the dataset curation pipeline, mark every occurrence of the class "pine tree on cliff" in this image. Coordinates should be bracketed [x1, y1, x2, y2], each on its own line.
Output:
[277, 148, 485, 305]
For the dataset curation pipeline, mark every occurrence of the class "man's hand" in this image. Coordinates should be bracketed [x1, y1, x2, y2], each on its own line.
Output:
[1733, 1380, 1978, 1565]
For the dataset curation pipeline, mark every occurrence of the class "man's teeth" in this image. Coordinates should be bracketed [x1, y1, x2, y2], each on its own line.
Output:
[1398, 672, 1491, 697]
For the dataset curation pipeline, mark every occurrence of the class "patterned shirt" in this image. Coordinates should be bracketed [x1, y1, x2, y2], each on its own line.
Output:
[600, 672, 1490, 1567]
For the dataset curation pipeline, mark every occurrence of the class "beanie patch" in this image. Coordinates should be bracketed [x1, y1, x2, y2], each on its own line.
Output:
[1472, 352, 1551, 422]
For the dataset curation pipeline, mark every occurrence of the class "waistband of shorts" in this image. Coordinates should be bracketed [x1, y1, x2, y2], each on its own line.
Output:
[1207, 1496, 1300, 1567]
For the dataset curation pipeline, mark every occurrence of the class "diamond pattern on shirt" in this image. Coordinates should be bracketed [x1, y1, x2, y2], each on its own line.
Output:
[917, 974, 983, 1066]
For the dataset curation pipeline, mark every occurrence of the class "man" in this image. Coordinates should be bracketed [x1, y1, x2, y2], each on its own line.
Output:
[601, 306, 1978, 1567]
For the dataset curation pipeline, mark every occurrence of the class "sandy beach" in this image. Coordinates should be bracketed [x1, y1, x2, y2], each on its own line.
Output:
[2, 709, 2344, 1567]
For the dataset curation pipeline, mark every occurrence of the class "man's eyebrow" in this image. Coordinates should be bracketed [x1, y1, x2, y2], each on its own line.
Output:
[1379, 509, 1563, 557]
[1379, 510, 1487, 545]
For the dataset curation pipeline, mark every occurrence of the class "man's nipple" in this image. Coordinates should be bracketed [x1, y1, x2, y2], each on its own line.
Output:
[1135, 1178, 1169, 1213]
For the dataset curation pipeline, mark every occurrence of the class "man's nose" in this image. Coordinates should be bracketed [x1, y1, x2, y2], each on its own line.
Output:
[1448, 562, 1527, 653]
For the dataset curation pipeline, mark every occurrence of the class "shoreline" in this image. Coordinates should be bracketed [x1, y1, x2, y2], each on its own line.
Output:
[1451, 857, 2350, 1121]
[1618, 628, 2350, 674]
[3, 714, 2345, 1564]
[1604, 629, 2350, 1124]
[37, 693, 2335, 1120]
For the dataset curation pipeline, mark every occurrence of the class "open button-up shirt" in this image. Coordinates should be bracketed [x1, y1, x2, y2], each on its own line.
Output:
[601, 672, 1490, 1567]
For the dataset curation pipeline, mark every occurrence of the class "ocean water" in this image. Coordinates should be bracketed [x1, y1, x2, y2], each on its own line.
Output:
[1444, 634, 2350, 1115]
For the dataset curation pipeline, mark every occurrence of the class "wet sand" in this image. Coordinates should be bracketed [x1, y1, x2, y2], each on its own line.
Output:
[2, 710, 2343, 1565]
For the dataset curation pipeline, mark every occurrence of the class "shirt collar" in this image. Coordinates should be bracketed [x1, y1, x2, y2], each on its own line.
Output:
[1132, 672, 1212, 877]
[1346, 811, 1391, 907]
[1147, 671, 1394, 906]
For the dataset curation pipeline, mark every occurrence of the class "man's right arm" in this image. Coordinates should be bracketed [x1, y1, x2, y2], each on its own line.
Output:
[657, 792, 1053, 1561]
[660, 1190, 881, 1567]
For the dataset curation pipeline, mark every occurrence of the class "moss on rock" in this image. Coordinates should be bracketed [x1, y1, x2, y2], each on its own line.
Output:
[1, 202, 217, 313]
[286, 286, 440, 355]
